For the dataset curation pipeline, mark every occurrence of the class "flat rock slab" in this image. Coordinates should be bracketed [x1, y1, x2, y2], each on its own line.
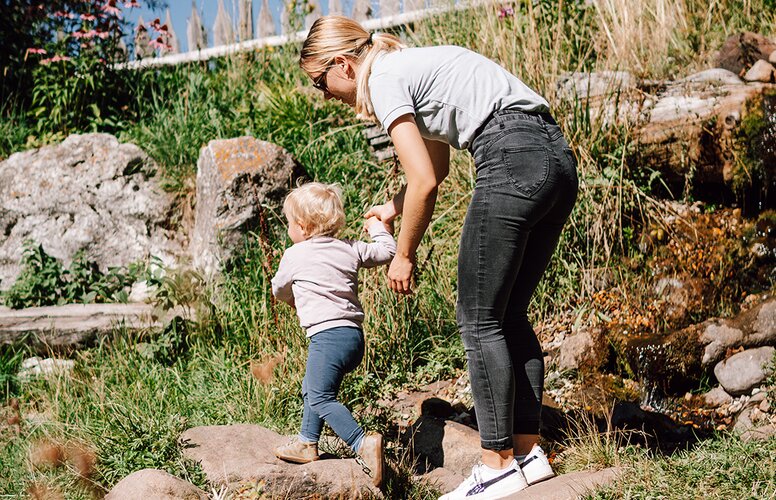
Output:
[511, 467, 621, 499]
[0, 303, 165, 351]
[105, 468, 208, 499]
[180, 424, 379, 498]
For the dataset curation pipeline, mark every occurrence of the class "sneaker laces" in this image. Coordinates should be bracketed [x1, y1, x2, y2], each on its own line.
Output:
[354, 455, 372, 476]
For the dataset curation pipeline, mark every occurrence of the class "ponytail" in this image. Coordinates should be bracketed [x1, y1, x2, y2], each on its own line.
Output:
[300, 16, 405, 121]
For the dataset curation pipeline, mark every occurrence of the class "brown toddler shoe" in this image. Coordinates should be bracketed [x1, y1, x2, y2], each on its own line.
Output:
[274, 438, 319, 464]
[356, 432, 384, 487]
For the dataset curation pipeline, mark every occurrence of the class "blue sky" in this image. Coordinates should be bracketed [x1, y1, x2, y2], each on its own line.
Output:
[124, 0, 359, 53]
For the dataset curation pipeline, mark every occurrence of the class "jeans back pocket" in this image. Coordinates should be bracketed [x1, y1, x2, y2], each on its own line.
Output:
[501, 146, 550, 197]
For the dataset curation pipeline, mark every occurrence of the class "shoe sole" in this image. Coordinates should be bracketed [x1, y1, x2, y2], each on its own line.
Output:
[452, 482, 528, 500]
[368, 435, 384, 487]
[524, 469, 555, 485]
[275, 453, 319, 464]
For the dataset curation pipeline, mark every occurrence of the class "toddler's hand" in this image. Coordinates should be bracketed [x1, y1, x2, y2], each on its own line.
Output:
[365, 215, 394, 235]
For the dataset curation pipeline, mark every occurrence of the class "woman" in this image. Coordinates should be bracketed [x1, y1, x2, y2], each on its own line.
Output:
[300, 15, 578, 499]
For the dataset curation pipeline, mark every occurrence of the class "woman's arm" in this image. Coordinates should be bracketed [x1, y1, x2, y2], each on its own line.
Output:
[384, 114, 449, 294]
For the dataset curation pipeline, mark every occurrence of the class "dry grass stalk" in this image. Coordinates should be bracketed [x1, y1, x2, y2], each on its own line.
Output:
[26, 483, 65, 500]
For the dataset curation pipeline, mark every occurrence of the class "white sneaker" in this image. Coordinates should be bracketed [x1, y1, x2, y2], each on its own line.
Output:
[519, 445, 555, 485]
[439, 460, 528, 500]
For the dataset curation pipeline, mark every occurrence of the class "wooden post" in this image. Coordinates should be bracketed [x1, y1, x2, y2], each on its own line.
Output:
[239, 0, 254, 41]
[161, 8, 180, 55]
[259, 0, 276, 37]
[305, 0, 322, 30]
[135, 15, 153, 59]
[329, 0, 343, 15]
[214, 0, 235, 47]
[404, 0, 426, 11]
[380, 0, 400, 17]
[187, 1, 207, 51]
[352, 0, 372, 21]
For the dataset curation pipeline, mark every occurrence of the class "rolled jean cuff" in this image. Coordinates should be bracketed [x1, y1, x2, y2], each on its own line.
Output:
[514, 418, 541, 436]
[480, 436, 513, 451]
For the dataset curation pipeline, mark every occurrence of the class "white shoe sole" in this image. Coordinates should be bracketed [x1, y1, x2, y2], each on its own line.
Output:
[523, 467, 555, 485]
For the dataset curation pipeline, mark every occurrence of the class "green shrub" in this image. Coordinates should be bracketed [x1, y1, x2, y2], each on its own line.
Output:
[2, 241, 145, 309]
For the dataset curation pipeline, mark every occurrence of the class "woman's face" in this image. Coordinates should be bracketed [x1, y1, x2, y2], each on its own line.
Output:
[310, 56, 357, 107]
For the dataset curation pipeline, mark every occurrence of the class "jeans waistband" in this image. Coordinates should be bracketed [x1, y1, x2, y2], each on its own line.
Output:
[469, 108, 556, 155]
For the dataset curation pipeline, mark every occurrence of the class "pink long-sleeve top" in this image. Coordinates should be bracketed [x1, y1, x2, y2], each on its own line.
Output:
[270, 224, 396, 337]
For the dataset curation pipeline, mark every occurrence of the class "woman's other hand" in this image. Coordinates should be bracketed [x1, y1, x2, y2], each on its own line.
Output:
[388, 254, 414, 294]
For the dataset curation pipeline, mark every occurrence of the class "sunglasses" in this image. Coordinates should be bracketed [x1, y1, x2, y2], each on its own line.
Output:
[312, 63, 334, 93]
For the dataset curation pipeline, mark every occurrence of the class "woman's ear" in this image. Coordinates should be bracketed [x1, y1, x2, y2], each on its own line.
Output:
[334, 55, 356, 79]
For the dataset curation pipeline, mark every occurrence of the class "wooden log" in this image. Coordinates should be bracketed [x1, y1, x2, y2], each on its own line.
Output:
[560, 70, 776, 210]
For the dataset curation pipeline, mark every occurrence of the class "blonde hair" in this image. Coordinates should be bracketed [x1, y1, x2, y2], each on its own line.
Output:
[283, 182, 346, 238]
[300, 15, 406, 121]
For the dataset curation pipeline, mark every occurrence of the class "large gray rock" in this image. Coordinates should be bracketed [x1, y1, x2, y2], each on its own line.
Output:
[179, 424, 378, 497]
[105, 468, 208, 499]
[189, 137, 305, 276]
[404, 416, 481, 477]
[0, 303, 171, 352]
[714, 346, 775, 396]
[0, 134, 181, 291]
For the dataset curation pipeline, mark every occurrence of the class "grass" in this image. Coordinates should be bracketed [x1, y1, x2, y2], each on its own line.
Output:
[587, 432, 776, 499]
[1, 0, 776, 498]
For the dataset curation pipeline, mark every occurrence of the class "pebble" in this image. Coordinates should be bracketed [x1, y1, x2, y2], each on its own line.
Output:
[759, 399, 771, 413]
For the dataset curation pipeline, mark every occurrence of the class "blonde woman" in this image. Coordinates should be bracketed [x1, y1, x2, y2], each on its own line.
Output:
[301, 16, 578, 499]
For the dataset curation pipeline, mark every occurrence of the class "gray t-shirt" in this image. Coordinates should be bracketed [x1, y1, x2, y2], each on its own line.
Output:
[368, 45, 550, 150]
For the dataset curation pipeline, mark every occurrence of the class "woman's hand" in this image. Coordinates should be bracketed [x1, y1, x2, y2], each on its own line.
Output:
[364, 202, 397, 224]
[388, 254, 415, 294]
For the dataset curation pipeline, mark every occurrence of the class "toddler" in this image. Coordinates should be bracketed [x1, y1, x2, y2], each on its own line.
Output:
[271, 182, 396, 487]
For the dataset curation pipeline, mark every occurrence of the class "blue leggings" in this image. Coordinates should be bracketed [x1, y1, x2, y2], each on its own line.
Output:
[299, 326, 365, 450]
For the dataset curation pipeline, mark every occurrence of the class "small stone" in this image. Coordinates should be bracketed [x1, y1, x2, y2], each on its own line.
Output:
[703, 386, 733, 407]
[743, 60, 775, 82]
[770, 50, 776, 64]
[752, 387, 761, 395]
[740, 423, 776, 442]
[759, 399, 771, 413]
[714, 346, 775, 396]
[684, 392, 693, 401]
[18, 357, 75, 380]
[751, 408, 764, 422]
[749, 392, 767, 405]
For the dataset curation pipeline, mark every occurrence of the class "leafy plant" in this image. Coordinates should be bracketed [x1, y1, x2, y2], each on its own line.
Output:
[2, 241, 145, 308]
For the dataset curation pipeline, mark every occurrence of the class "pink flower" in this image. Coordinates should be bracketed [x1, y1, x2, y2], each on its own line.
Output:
[27, 48, 47, 55]
[149, 36, 171, 50]
[40, 55, 71, 65]
[53, 11, 75, 18]
[80, 13, 97, 21]
[96, 30, 110, 39]
[102, 0, 122, 16]
[498, 5, 514, 18]
[123, 1, 140, 7]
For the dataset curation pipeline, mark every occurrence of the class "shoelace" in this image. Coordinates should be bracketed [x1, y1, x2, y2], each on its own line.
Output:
[354, 455, 372, 476]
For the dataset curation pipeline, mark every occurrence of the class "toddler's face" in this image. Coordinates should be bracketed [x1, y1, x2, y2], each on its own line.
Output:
[288, 220, 308, 244]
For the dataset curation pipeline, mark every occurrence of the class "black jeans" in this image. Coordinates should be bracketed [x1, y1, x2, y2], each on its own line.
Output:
[459, 109, 578, 451]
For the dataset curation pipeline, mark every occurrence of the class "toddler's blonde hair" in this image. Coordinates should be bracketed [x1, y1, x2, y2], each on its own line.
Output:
[300, 15, 405, 121]
[283, 182, 346, 238]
